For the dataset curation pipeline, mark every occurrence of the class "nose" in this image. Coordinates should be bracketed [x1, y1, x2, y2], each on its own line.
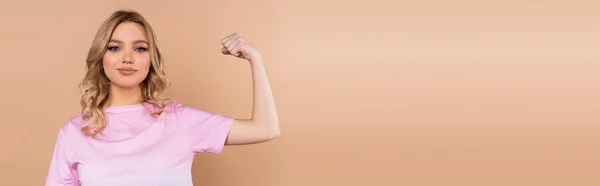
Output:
[122, 50, 134, 64]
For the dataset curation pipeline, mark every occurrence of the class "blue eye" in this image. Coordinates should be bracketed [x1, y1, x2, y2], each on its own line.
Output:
[107, 46, 120, 51]
[135, 47, 148, 52]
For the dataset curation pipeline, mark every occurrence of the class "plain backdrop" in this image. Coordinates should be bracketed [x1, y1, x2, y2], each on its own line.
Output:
[1, 0, 599, 185]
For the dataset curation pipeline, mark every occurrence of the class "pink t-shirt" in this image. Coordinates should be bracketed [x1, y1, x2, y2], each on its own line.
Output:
[45, 102, 234, 186]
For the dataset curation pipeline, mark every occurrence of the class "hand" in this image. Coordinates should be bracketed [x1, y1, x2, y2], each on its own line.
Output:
[221, 33, 262, 62]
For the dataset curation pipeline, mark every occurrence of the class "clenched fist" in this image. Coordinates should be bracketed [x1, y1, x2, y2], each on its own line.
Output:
[221, 33, 262, 63]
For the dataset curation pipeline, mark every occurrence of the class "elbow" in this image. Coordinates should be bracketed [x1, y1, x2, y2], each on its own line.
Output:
[270, 129, 281, 139]
[252, 117, 280, 142]
[266, 122, 281, 140]
[266, 131, 280, 142]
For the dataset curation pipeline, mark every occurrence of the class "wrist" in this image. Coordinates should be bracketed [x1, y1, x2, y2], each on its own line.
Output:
[249, 56, 264, 67]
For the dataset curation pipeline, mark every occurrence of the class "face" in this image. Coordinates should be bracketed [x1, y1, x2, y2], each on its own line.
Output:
[103, 22, 151, 89]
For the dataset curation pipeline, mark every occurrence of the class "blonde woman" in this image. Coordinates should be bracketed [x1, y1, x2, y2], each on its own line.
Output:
[45, 10, 280, 186]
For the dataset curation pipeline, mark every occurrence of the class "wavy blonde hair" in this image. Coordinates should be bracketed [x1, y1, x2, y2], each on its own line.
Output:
[79, 10, 172, 137]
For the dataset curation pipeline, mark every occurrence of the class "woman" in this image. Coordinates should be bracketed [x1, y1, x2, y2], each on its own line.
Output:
[45, 10, 280, 186]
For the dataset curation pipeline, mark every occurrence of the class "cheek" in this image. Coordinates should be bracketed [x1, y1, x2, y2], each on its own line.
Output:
[135, 53, 152, 71]
[102, 53, 120, 69]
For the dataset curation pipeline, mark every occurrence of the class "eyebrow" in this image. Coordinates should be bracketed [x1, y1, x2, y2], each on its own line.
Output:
[109, 39, 148, 44]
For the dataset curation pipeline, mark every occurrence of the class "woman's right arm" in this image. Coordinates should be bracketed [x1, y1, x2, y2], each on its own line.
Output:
[45, 128, 79, 186]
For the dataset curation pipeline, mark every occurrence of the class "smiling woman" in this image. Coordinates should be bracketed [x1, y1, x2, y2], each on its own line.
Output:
[45, 10, 280, 186]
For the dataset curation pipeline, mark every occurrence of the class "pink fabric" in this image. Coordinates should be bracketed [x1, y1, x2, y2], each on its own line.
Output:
[45, 102, 234, 186]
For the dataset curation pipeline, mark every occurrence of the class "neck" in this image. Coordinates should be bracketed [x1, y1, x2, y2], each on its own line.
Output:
[107, 84, 144, 107]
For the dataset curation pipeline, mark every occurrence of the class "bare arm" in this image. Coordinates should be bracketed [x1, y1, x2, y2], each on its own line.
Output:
[219, 33, 281, 145]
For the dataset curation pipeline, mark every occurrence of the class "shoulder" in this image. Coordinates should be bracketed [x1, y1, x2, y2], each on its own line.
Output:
[161, 101, 231, 122]
[162, 101, 213, 115]
[56, 114, 85, 136]
[49, 114, 86, 147]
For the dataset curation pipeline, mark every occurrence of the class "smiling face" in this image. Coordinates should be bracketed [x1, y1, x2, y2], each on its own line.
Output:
[102, 21, 151, 89]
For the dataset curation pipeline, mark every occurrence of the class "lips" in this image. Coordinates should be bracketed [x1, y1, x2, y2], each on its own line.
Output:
[117, 67, 137, 75]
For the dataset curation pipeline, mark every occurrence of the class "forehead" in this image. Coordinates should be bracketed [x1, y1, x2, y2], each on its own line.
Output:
[110, 22, 147, 41]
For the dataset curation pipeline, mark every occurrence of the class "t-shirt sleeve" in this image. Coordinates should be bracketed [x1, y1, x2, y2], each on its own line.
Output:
[45, 127, 80, 186]
[180, 106, 234, 154]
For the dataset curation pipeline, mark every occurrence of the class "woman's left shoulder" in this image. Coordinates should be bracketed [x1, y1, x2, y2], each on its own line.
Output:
[154, 101, 184, 114]
[159, 101, 207, 116]
[160, 101, 228, 120]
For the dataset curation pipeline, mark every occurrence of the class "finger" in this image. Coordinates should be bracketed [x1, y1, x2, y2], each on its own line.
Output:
[226, 39, 241, 53]
[220, 33, 237, 44]
[225, 34, 241, 49]
[221, 33, 239, 47]
[228, 43, 242, 57]
[225, 36, 243, 54]
[221, 47, 230, 54]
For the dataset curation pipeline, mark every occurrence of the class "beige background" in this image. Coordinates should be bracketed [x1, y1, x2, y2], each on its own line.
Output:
[1, 0, 599, 185]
